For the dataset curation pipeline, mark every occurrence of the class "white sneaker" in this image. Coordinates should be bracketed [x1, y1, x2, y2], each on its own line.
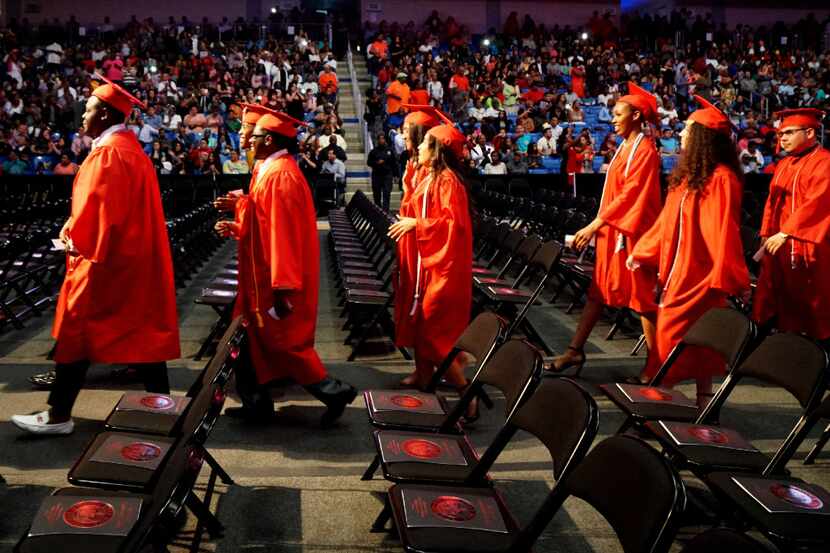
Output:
[11, 410, 74, 435]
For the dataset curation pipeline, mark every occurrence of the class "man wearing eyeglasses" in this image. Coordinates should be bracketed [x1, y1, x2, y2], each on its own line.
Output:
[754, 108, 830, 341]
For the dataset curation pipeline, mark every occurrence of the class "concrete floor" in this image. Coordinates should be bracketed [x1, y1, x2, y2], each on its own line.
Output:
[1, 230, 829, 552]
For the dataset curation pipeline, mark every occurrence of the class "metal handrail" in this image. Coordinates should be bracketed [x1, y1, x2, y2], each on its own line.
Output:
[346, 38, 372, 162]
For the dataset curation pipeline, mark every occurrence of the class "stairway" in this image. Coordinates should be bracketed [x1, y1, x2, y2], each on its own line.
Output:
[337, 54, 402, 211]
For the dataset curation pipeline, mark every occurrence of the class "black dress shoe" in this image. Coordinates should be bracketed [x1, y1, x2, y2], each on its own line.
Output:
[29, 370, 56, 389]
[320, 386, 358, 429]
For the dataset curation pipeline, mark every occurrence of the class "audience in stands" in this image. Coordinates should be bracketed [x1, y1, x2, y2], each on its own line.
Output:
[363, 9, 829, 176]
[0, 12, 345, 176]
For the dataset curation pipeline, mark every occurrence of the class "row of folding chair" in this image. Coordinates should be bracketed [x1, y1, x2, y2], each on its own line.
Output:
[14, 319, 246, 553]
[595, 307, 830, 551]
[327, 191, 410, 362]
[357, 313, 778, 552]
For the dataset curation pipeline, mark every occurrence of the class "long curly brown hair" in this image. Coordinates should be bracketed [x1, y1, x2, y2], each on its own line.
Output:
[669, 122, 743, 190]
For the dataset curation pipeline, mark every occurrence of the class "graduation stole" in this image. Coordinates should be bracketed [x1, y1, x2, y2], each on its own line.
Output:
[782, 147, 820, 268]
[409, 172, 435, 317]
[597, 132, 645, 256]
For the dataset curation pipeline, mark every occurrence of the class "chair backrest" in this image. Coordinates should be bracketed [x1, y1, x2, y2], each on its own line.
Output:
[514, 234, 543, 263]
[199, 317, 245, 389]
[529, 240, 563, 274]
[735, 333, 829, 408]
[557, 436, 686, 553]
[679, 528, 773, 553]
[476, 339, 543, 419]
[501, 230, 525, 256]
[510, 378, 599, 480]
[681, 308, 754, 368]
[454, 311, 506, 363]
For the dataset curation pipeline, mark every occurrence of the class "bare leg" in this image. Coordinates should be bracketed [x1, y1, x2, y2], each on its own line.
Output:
[640, 313, 656, 352]
[445, 356, 478, 422]
[550, 298, 603, 371]
[695, 377, 714, 409]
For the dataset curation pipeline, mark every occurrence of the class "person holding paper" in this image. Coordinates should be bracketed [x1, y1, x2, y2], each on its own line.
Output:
[549, 83, 661, 378]
[225, 111, 356, 426]
[387, 112, 474, 419]
[753, 108, 830, 340]
[12, 77, 179, 435]
[627, 96, 749, 408]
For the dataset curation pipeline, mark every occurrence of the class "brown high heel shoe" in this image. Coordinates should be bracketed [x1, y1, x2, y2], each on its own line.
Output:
[547, 346, 586, 375]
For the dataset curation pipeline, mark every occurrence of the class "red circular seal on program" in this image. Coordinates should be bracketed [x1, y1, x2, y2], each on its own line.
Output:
[688, 426, 728, 444]
[770, 484, 824, 510]
[431, 496, 476, 522]
[402, 439, 442, 459]
[63, 500, 115, 528]
[639, 387, 672, 401]
[140, 395, 175, 410]
[391, 395, 424, 409]
[121, 442, 162, 462]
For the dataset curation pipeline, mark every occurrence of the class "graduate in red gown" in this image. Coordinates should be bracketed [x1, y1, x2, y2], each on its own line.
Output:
[753, 108, 830, 340]
[12, 77, 179, 435]
[227, 112, 357, 426]
[627, 96, 749, 406]
[394, 105, 442, 385]
[550, 83, 661, 378]
[388, 113, 474, 406]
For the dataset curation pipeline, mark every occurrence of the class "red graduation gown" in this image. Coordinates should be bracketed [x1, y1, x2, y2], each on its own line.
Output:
[233, 151, 327, 385]
[753, 146, 830, 339]
[394, 161, 428, 346]
[53, 130, 180, 363]
[632, 166, 749, 385]
[588, 134, 661, 314]
[395, 168, 473, 364]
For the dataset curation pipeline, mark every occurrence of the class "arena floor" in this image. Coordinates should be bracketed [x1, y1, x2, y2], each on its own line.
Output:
[1, 229, 829, 552]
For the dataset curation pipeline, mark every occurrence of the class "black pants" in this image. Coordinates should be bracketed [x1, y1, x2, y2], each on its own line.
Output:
[48, 360, 170, 419]
[372, 174, 393, 211]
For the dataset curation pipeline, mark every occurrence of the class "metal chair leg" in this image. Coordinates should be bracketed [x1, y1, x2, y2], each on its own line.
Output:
[362, 455, 380, 481]
[804, 422, 830, 465]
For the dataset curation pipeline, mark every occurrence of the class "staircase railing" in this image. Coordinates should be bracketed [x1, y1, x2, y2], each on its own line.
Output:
[346, 38, 372, 163]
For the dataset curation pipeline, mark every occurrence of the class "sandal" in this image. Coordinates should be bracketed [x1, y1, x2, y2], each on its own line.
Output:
[457, 381, 480, 425]
[547, 346, 586, 375]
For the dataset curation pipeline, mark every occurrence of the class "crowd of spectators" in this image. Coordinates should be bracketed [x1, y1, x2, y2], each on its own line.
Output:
[363, 8, 830, 177]
[0, 10, 353, 177]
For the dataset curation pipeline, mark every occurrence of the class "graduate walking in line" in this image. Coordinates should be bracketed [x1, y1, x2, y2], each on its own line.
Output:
[627, 96, 750, 408]
[550, 83, 662, 379]
[13, 78, 180, 435]
[753, 108, 830, 341]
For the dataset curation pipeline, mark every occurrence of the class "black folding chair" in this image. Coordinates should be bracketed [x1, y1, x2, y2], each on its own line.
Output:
[679, 528, 777, 553]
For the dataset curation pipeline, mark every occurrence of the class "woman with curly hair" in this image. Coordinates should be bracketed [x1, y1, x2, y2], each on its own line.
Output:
[627, 96, 750, 407]
[388, 115, 473, 413]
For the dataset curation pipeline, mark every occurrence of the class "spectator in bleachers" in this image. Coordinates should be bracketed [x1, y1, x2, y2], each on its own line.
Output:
[222, 150, 249, 174]
[317, 133, 346, 163]
[739, 141, 765, 173]
[320, 148, 346, 202]
[483, 151, 508, 175]
[3, 150, 27, 174]
[385, 73, 410, 115]
[506, 150, 528, 174]
[318, 64, 338, 105]
[469, 134, 492, 169]
[536, 124, 557, 156]
[599, 99, 614, 123]
[659, 128, 679, 155]
[367, 133, 395, 210]
[52, 153, 79, 175]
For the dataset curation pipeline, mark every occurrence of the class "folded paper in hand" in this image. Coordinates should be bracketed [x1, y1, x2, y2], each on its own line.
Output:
[752, 244, 766, 263]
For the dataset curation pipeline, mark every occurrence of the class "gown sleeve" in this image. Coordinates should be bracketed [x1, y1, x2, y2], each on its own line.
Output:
[415, 171, 471, 271]
[69, 147, 130, 264]
[598, 142, 660, 236]
[700, 169, 750, 295]
[264, 171, 307, 292]
[630, 190, 672, 270]
[781, 156, 830, 244]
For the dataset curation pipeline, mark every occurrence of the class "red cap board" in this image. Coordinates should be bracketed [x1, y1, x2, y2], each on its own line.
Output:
[91, 74, 146, 116]
[617, 81, 658, 124]
[687, 95, 732, 135]
[256, 112, 309, 138]
[241, 102, 279, 125]
[426, 123, 467, 159]
[402, 104, 442, 129]
[774, 108, 825, 130]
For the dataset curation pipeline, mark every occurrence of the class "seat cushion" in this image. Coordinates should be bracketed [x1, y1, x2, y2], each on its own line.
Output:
[645, 421, 770, 473]
[389, 484, 517, 553]
[195, 288, 235, 306]
[484, 286, 533, 303]
[599, 383, 700, 423]
[347, 289, 390, 303]
[69, 432, 177, 491]
[473, 276, 510, 287]
[374, 430, 480, 483]
[706, 472, 830, 545]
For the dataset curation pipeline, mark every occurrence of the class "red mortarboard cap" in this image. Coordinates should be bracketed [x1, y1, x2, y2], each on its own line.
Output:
[402, 104, 442, 129]
[91, 74, 146, 116]
[241, 103, 280, 124]
[688, 95, 733, 134]
[256, 112, 309, 138]
[774, 108, 825, 130]
[426, 123, 467, 159]
[617, 81, 658, 124]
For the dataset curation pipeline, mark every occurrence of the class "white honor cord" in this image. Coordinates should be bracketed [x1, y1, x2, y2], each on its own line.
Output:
[410, 174, 433, 317]
[786, 148, 818, 268]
